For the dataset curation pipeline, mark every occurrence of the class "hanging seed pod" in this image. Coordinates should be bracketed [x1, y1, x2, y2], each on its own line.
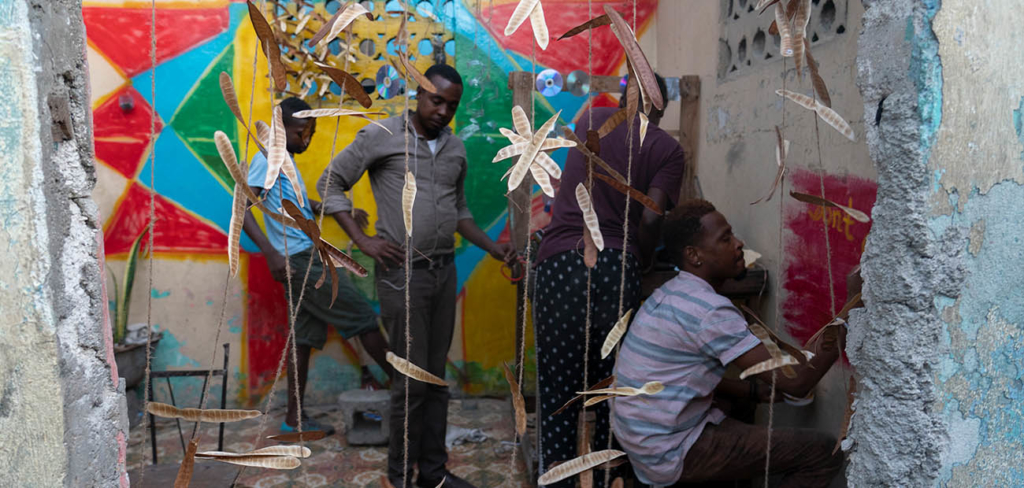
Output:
[387, 352, 447, 386]
[575, 183, 604, 251]
[600, 310, 633, 359]
[538, 450, 627, 485]
[502, 362, 528, 436]
[403, 171, 417, 237]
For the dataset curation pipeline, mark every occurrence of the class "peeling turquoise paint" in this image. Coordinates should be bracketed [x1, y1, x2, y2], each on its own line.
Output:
[931, 182, 1024, 484]
[150, 288, 170, 299]
[910, 0, 943, 157]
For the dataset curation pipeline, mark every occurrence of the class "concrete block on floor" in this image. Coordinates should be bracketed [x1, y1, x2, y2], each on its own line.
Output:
[338, 389, 390, 446]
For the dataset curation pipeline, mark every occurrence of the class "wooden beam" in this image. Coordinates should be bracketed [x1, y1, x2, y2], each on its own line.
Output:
[677, 75, 702, 201]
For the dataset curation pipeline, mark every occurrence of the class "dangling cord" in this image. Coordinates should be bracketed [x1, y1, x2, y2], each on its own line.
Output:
[402, 9, 413, 487]
[579, 0, 596, 479]
[137, 1, 157, 485]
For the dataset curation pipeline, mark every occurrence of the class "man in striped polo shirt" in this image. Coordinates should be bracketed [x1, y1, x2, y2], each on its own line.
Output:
[612, 199, 848, 487]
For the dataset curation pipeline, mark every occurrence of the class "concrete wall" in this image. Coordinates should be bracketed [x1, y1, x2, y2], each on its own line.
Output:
[655, 0, 872, 460]
[852, 0, 1024, 485]
[0, 0, 127, 487]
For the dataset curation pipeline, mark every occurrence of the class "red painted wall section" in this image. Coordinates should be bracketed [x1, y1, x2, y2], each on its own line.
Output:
[245, 254, 290, 393]
[783, 169, 877, 345]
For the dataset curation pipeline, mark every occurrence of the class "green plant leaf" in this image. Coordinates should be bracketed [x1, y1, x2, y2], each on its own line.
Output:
[115, 226, 150, 344]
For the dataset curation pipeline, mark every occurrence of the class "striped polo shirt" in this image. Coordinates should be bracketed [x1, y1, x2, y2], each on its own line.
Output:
[611, 271, 760, 486]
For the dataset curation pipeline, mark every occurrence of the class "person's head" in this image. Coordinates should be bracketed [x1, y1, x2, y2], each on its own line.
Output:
[663, 199, 746, 285]
[415, 64, 463, 137]
[280, 97, 315, 154]
[618, 72, 669, 126]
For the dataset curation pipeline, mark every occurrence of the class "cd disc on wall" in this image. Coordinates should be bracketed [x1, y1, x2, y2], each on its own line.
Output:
[565, 70, 590, 96]
[376, 64, 400, 99]
[535, 69, 563, 97]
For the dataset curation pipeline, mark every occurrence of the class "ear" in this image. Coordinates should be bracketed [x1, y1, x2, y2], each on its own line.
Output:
[683, 246, 702, 267]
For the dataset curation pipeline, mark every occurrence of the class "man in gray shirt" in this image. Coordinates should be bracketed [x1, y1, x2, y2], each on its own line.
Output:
[318, 64, 514, 488]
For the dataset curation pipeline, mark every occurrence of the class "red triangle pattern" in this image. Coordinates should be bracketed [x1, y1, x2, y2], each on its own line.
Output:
[104, 182, 228, 255]
[93, 86, 162, 179]
[82, 6, 229, 77]
[244, 253, 290, 391]
[479, 0, 658, 76]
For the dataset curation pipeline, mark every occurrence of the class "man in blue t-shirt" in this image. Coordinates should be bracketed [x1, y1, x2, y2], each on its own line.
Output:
[242, 97, 390, 435]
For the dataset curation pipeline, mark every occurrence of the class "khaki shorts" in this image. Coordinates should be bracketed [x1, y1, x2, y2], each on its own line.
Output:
[287, 249, 378, 350]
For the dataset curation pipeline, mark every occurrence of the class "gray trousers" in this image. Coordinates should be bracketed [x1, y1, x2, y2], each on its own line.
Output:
[377, 261, 457, 485]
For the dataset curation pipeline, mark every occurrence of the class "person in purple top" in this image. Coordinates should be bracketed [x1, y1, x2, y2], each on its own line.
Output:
[532, 73, 683, 487]
[613, 199, 853, 487]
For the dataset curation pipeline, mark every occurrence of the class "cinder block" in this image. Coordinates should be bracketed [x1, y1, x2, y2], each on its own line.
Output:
[338, 389, 390, 446]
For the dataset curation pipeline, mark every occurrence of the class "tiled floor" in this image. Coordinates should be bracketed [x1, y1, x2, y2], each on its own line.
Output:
[127, 398, 531, 487]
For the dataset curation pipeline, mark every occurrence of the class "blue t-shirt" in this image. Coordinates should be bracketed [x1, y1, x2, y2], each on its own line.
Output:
[247, 152, 314, 256]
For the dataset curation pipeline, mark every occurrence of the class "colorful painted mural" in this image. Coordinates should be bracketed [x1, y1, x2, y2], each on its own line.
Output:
[86, 0, 657, 406]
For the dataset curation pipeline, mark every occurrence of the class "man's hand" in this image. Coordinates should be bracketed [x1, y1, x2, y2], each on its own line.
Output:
[266, 250, 290, 283]
[352, 208, 370, 231]
[356, 235, 404, 270]
[489, 241, 517, 265]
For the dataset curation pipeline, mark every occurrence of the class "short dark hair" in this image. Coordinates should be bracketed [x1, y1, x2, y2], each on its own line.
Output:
[619, 72, 668, 109]
[663, 199, 717, 265]
[279, 97, 312, 128]
[424, 63, 462, 86]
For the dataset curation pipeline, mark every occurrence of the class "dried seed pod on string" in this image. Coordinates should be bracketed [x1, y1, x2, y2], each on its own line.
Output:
[321, 239, 368, 277]
[776, 90, 856, 141]
[245, 1, 287, 91]
[504, 0, 549, 49]
[196, 445, 311, 458]
[583, 394, 618, 408]
[551, 375, 615, 417]
[387, 351, 448, 386]
[746, 324, 798, 379]
[775, 3, 795, 57]
[582, 223, 598, 268]
[578, 381, 664, 397]
[390, 52, 438, 94]
[604, 5, 663, 110]
[804, 39, 832, 108]
[228, 183, 245, 277]
[586, 130, 601, 155]
[600, 310, 633, 359]
[292, 108, 392, 133]
[575, 183, 604, 251]
[751, 126, 789, 205]
[266, 431, 327, 442]
[174, 439, 198, 488]
[592, 173, 664, 215]
[743, 249, 762, 268]
[531, 162, 556, 197]
[538, 450, 627, 485]
[502, 362, 528, 436]
[146, 402, 262, 423]
[559, 14, 611, 40]
[502, 110, 563, 193]
[563, 128, 627, 185]
[789, 191, 870, 222]
[739, 355, 802, 380]
[792, 0, 812, 76]
[403, 171, 416, 237]
[265, 107, 305, 207]
[255, 120, 271, 148]
[314, 63, 373, 108]
[309, 2, 373, 48]
[740, 304, 809, 367]
[596, 109, 628, 139]
[496, 127, 570, 180]
[205, 454, 301, 470]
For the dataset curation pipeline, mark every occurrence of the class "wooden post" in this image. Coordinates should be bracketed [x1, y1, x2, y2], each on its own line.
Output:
[677, 75, 702, 201]
[507, 70, 538, 483]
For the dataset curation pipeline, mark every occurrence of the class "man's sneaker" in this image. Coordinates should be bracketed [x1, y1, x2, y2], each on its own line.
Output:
[416, 471, 477, 488]
[280, 415, 336, 437]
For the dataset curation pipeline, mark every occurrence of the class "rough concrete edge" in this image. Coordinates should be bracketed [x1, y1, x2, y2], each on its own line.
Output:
[26, 0, 129, 486]
[847, 0, 964, 486]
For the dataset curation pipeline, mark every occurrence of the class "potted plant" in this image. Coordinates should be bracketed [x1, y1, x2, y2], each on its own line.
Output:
[110, 225, 162, 389]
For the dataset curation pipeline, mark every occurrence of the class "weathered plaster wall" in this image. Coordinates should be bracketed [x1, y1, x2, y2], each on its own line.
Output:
[852, 0, 1024, 485]
[656, 1, 872, 458]
[0, 0, 126, 486]
[928, 0, 1024, 484]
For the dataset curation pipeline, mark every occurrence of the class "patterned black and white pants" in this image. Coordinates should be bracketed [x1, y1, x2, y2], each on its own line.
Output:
[532, 249, 641, 488]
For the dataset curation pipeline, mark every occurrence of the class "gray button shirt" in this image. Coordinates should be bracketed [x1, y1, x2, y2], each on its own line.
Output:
[317, 111, 472, 259]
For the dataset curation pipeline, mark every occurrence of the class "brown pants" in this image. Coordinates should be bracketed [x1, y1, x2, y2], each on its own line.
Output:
[377, 261, 458, 486]
[673, 418, 843, 488]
